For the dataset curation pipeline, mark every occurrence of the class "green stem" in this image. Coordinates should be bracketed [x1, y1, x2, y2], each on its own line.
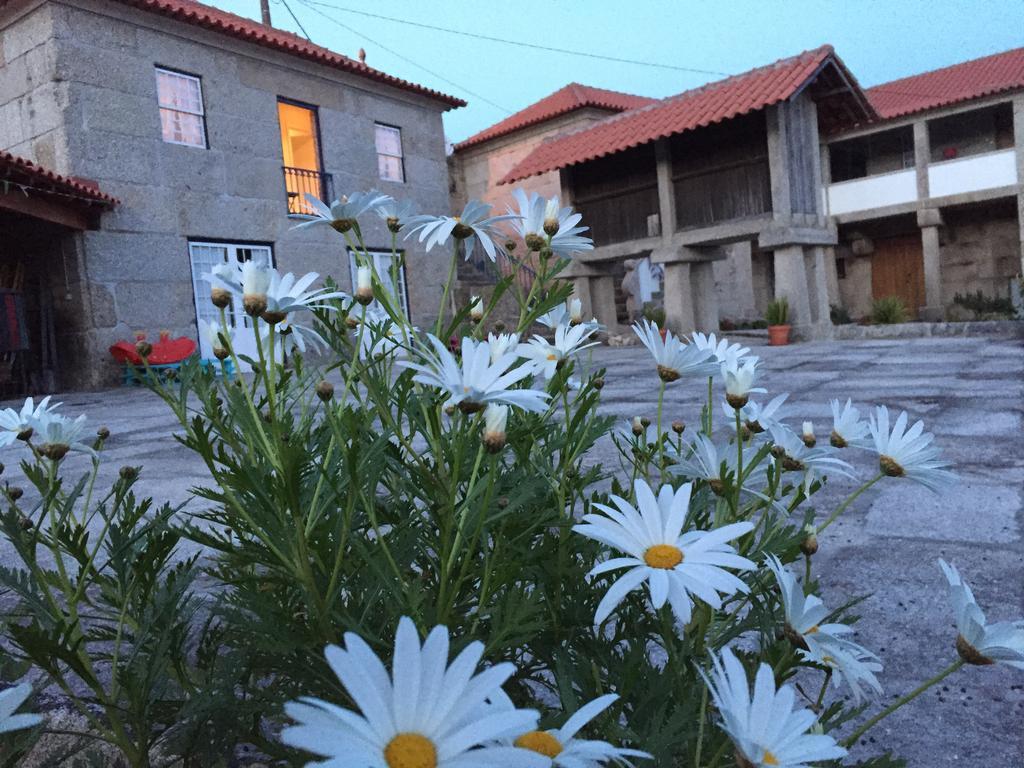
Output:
[656, 379, 666, 473]
[842, 659, 964, 747]
[818, 473, 884, 533]
[694, 682, 708, 767]
[435, 243, 459, 337]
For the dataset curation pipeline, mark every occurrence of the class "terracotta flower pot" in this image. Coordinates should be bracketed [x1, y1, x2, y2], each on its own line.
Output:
[767, 324, 791, 346]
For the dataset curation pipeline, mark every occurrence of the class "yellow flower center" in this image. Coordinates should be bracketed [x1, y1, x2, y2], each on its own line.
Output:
[546, 353, 558, 361]
[644, 544, 683, 569]
[384, 733, 437, 768]
[515, 730, 563, 757]
[806, 625, 819, 634]
[763, 749, 780, 766]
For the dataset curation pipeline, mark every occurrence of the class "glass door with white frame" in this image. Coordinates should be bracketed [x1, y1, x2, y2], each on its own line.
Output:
[348, 250, 409, 316]
[189, 241, 273, 371]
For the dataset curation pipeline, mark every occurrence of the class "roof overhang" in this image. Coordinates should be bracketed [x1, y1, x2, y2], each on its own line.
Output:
[1, 153, 117, 231]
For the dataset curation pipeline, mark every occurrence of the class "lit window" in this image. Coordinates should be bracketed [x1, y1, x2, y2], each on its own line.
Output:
[375, 124, 405, 182]
[279, 100, 326, 215]
[155, 68, 206, 148]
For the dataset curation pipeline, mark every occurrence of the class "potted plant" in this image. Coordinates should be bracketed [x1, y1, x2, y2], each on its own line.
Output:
[766, 297, 791, 346]
[641, 302, 668, 340]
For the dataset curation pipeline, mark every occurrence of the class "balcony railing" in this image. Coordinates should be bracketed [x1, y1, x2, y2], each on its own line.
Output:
[283, 166, 334, 215]
[826, 168, 917, 216]
[927, 148, 1017, 199]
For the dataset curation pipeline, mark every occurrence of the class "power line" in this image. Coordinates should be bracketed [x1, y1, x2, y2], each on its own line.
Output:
[294, 0, 513, 114]
[301, 0, 732, 77]
[277, 0, 312, 41]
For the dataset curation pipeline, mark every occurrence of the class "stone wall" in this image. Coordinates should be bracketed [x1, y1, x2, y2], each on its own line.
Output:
[2, 0, 453, 389]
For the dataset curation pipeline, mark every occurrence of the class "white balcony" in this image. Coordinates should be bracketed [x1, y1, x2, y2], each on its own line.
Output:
[927, 148, 1018, 199]
[826, 168, 917, 216]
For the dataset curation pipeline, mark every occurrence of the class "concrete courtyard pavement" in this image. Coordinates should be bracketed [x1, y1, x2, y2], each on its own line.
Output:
[2, 334, 1022, 766]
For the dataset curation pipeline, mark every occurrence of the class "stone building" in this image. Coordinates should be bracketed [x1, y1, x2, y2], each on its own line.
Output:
[0, 0, 462, 390]
[493, 45, 1023, 336]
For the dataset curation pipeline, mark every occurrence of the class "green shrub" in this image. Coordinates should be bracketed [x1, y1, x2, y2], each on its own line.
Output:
[952, 290, 1015, 319]
[830, 303, 853, 325]
[641, 301, 666, 327]
[871, 295, 908, 324]
[765, 296, 789, 326]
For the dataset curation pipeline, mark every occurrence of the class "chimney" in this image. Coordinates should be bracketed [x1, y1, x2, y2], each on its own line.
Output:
[358, 47, 366, 64]
[260, 0, 271, 26]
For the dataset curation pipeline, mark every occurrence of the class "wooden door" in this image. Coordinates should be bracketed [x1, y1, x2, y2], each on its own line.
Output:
[871, 234, 925, 317]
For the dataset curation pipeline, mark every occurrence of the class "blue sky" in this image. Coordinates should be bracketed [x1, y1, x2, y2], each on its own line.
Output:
[214, 0, 1023, 143]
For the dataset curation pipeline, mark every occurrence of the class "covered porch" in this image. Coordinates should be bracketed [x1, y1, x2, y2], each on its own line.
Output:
[0, 152, 116, 394]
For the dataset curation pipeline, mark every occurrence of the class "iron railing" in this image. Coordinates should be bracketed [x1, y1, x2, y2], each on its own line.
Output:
[283, 166, 334, 215]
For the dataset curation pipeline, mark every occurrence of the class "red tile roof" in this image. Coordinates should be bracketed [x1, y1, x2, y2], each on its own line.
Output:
[0, 151, 118, 207]
[107, 0, 464, 109]
[454, 83, 655, 151]
[866, 47, 1024, 120]
[501, 46, 870, 184]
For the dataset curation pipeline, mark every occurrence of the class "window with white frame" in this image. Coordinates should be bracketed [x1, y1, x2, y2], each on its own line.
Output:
[156, 67, 207, 148]
[349, 250, 409, 315]
[375, 124, 405, 182]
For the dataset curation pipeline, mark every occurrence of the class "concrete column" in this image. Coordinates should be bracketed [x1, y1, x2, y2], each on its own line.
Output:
[823, 246, 841, 306]
[773, 245, 812, 326]
[559, 168, 573, 206]
[662, 262, 695, 334]
[920, 225, 943, 320]
[590, 275, 620, 334]
[690, 261, 719, 332]
[913, 120, 930, 202]
[654, 138, 676, 241]
[1013, 95, 1024, 275]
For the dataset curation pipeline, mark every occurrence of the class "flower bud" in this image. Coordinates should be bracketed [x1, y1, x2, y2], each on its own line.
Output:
[135, 340, 153, 359]
[242, 294, 268, 317]
[801, 421, 816, 448]
[726, 393, 749, 409]
[97, 427, 111, 440]
[16, 427, 32, 442]
[19, 515, 32, 530]
[330, 217, 356, 234]
[631, 416, 644, 437]
[7, 486, 23, 501]
[640, 417, 651, 428]
[543, 217, 560, 237]
[592, 377, 605, 390]
[261, 309, 288, 325]
[482, 404, 508, 453]
[524, 233, 545, 252]
[316, 380, 335, 402]
[386, 216, 401, 234]
[539, 246, 553, 260]
[504, 239, 517, 253]
[800, 524, 819, 556]
[829, 430, 847, 449]
[355, 265, 374, 305]
[119, 465, 139, 481]
[469, 296, 483, 323]
[567, 298, 583, 326]
[671, 420, 685, 435]
[40, 443, 69, 461]
[210, 287, 232, 309]
[214, 345, 230, 361]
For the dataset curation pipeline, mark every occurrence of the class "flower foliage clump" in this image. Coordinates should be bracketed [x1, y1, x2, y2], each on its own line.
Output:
[1, 190, 1022, 768]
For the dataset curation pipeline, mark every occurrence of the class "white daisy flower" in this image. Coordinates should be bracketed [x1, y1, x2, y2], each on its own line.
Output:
[266, 271, 348, 317]
[765, 556, 882, 704]
[261, 317, 328, 356]
[400, 335, 549, 413]
[0, 682, 41, 735]
[487, 332, 520, 363]
[567, 297, 583, 325]
[667, 433, 768, 497]
[868, 406, 954, 491]
[508, 694, 651, 767]
[701, 648, 847, 768]
[32, 412, 94, 460]
[573, 480, 754, 626]
[404, 200, 519, 262]
[690, 332, 751, 369]
[294, 191, 393, 233]
[632, 320, 717, 383]
[375, 197, 418, 232]
[518, 324, 600, 380]
[199, 319, 234, 360]
[800, 421, 815, 448]
[721, 358, 766, 409]
[829, 398, 869, 448]
[536, 307, 570, 329]
[281, 617, 544, 768]
[725, 394, 789, 436]
[508, 191, 593, 258]
[468, 296, 484, 322]
[938, 559, 1024, 668]
[768, 425, 854, 493]
[0, 396, 60, 447]
[483, 404, 508, 453]
[355, 265, 374, 304]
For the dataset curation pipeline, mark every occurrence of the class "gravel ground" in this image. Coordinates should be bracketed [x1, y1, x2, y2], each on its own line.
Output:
[3, 333, 1022, 767]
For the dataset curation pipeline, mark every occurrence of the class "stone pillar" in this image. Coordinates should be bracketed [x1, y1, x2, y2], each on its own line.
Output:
[690, 261, 719, 332]
[823, 246, 841, 307]
[590, 274, 620, 334]
[728, 241, 757, 320]
[913, 120, 930, 202]
[1013, 95, 1024, 275]
[920, 225, 943, 320]
[765, 105, 792, 218]
[805, 246, 832, 326]
[662, 262, 695, 334]
[654, 138, 676, 240]
[773, 245, 812, 327]
[559, 168, 573, 206]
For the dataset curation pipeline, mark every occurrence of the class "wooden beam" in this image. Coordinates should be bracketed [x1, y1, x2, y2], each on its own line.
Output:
[0, 189, 92, 230]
